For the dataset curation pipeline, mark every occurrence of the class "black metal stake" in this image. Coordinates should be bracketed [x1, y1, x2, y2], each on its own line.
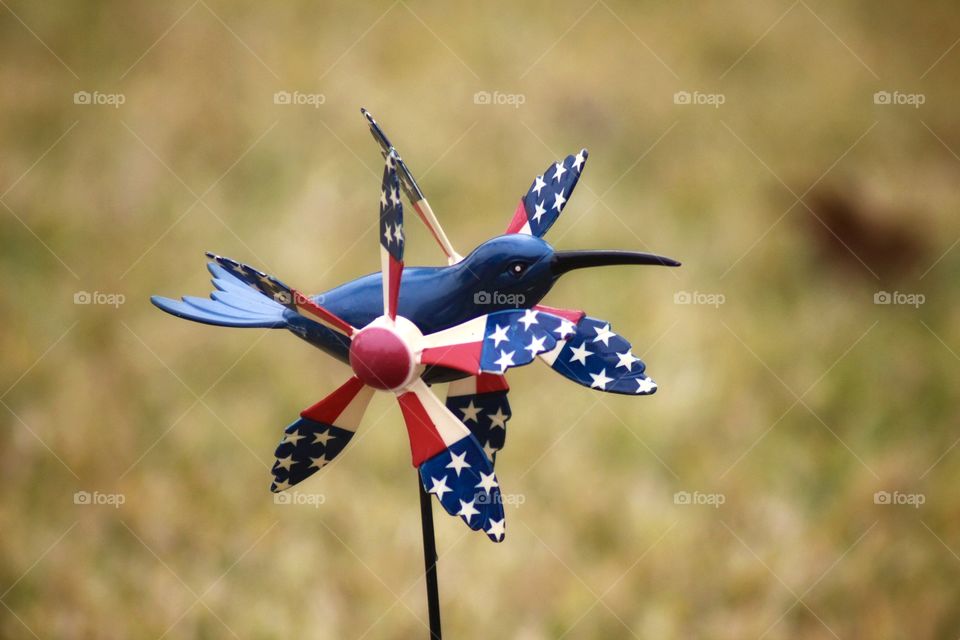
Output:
[417, 477, 442, 639]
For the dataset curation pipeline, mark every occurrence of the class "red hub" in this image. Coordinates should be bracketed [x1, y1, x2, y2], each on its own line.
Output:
[349, 327, 413, 390]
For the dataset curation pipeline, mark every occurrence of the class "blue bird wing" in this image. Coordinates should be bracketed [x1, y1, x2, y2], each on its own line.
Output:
[151, 261, 287, 328]
[446, 374, 511, 467]
[505, 149, 588, 238]
[534, 305, 658, 396]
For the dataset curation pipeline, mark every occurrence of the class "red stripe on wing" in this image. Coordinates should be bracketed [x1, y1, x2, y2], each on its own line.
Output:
[387, 254, 403, 320]
[475, 372, 509, 394]
[533, 304, 585, 324]
[419, 342, 483, 375]
[292, 289, 355, 336]
[397, 391, 448, 466]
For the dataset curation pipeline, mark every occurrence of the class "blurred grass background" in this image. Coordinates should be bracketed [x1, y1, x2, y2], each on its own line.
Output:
[2, 0, 960, 637]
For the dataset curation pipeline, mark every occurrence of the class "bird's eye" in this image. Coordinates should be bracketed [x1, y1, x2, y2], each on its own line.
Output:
[507, 261, 528, 278]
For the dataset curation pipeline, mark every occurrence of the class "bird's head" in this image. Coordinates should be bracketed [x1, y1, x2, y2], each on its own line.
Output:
[456, 234, 680, 312]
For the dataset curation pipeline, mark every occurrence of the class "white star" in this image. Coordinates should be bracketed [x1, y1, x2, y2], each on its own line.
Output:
[312, 429, 334, 445]
[460, 400, 481, 423]
[518, 309, 539, 330]
[487, 324, 510, 347]
[615, 349, 640, 371]
[552, 161, 567, 182]
[383, 224, 394, 245]
[494, 350, 515, 372]
[309, 454, 329, 469]
[284, 429, 305, 445]
[592, 323, 616, 346]
[568, 342, 592, 365]
[428, 475, 451, 500]
[276, 455, 295, 471]
[532, 200, 546, 223]
[486, 518, 505, 541]
[379, 189, 388, 209]
[551, 190, 567, 212]
[482, 440, 498, 460]
[446, 451, 471, 476]
[532, 174, 546, 196]
[390, 186, 401, 206]
[488, 407, 509, 430]
[589, 368, 613, 390]
[555, 319, 576, 339]
[394, 222, 403, 244]
[457, 499, 480, 522]
[525, 334, 547, 355]
[572, 150, 586, 172]
[475, 471, 499, 495]
[272, 479, 291, 492]
[386, 153, 396, 169]
[636, 377, 657, 394]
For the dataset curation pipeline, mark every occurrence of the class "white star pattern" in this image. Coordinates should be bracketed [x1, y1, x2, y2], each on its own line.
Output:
[532, 201, 546, 223]
[519, 309, 539, 330]
[569, 342, 592, 365]
[525, 334, 547, 355]
[276, 455, 294, 471]
[446, 451, 471, 476]
[284, 429, 305, 445]
[460, 400, 481, 423]
[390, 186, 401, 206]
[486, 518, 505, 540]
[272, 479, 291, 492]
[532, 174, 546, 196]
[552, 161, 567, 182]
[383, 224, 394, 245]
[379, 189, 388, 209]
[482, 440, 498, 460]
[487, 324, 510, 347]
[589, 368, 613, 390]
[572, 150, 586, 172]
[393, 223, 403, 244]
[312, 430, 334, 445]
[615, 349, 640, 371]
[429, 475, 451, 500]
[592, 323, 616, 346]
[475, 471, 499, 495]
[309, 454, 328, 470]
[488, 407, 509, 430]
[494, 350, 515, 371]
[636, 377, 657, 394]
[457, 499, 480, 522]
[552, 190, 567, 212]
[555, 319, 576, 339]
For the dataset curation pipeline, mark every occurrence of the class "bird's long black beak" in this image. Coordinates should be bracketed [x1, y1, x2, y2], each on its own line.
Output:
[551, 250, 681, 276]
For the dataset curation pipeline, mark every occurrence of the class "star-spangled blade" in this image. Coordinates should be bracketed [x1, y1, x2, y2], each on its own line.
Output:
[205, 253, 356, 337]
[505, 149, 588, 238]
[417, 309, 568, 375]
[397, 379, 506, 542]
[361, 108, 461, 263]
[379, 150, 404, 320]
[271, 376, 374, 492]
[446, 374, 511, 467]
[536, 311, 658, 396]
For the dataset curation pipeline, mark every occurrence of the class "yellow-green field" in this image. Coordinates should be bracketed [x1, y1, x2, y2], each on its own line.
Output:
[2, 1, 959, 638]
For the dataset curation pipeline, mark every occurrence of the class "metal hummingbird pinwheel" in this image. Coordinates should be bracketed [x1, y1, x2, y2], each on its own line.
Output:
[152, 108, 680, 636]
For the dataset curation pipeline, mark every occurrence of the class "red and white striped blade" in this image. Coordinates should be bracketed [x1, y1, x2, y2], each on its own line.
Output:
[379, 150, 405, 320]
[396, 379, 471, 466]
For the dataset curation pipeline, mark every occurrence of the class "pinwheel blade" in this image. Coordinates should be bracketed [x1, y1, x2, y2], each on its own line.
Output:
[271, 376, 374, 492]
[379, 150, 405, 320]
[362, 108, 461, 263]
[397, 379, 506, 542]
